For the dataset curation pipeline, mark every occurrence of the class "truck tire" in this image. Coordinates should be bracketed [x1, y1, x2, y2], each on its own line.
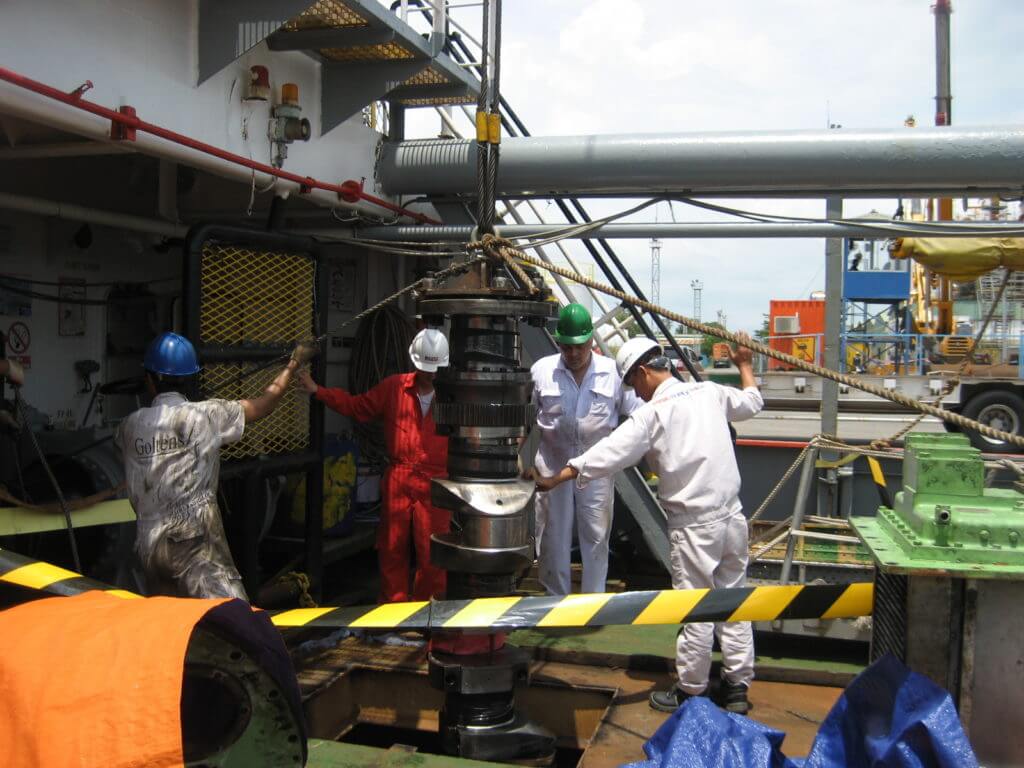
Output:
[961, 389, 1024, 454]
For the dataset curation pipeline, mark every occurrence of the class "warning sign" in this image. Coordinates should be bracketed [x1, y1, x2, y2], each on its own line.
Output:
[7, 321, 30, 354]
[790, 336, 817, 363]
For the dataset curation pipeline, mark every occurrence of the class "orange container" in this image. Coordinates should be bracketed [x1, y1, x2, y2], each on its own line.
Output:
[768, 299, 825, 370]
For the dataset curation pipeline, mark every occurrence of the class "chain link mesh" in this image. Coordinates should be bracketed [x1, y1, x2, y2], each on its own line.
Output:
[283, 1, 365, 29]
[198, 242, 314, 459]
[200, 244, 314, 345]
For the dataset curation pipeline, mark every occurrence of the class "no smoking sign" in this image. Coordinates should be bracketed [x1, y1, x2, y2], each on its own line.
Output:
[7, 321, 30, 354]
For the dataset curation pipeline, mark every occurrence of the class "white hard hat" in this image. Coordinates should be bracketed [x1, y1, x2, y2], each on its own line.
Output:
[409, 328, 450, 372]
[616, 337, 662, 380]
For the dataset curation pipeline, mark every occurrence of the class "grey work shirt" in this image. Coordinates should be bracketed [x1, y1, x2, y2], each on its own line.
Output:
[115, 393, 245, 590]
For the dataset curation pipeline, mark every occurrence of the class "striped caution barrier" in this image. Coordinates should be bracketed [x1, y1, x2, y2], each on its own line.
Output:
[866, 456, 894, 508]
[0, 547, 873, 630]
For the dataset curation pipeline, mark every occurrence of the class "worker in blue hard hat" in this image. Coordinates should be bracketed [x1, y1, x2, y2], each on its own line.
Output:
[528, 303, 639, 595]
[115, 331, 318, 600]
[534, 333, 762, 716]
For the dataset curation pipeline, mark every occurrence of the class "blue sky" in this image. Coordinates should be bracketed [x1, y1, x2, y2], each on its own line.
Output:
[402, 0, 1024, 332]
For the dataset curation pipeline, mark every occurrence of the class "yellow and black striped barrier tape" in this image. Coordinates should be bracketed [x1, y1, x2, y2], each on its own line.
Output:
[268, 582, 872, 630]
[866, 456, 894, 508]
[1, 548, 873, 630]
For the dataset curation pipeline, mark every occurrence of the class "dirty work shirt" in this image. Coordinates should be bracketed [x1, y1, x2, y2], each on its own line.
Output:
[568, 378, 763, 528]
[115, 392, 246, 599]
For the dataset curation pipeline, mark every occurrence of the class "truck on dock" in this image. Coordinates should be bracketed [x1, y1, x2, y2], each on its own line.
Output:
[743, 368, 1024, 453]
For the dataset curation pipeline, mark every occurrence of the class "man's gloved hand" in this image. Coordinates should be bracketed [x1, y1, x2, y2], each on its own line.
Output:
[291, 339, 320, 366]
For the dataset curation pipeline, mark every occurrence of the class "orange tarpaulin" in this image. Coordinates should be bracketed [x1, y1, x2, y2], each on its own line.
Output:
[0, 591, 230, 768]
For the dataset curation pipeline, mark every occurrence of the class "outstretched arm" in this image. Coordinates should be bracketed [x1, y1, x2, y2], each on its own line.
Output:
[534, 413, 652, 492]
[297, 368, 392, 423]
[720, 332, 764, 421]
[241, 340, 318, 424]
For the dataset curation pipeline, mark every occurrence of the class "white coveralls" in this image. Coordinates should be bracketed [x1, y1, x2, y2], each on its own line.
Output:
[115, 392, 247, 599]
[568, 378, 764, 693]
[531, 353, 639, 595]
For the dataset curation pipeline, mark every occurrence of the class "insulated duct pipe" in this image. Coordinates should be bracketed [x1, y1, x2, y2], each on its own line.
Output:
[378, 125, 1024, 198]
[354, 221, 1024, 241]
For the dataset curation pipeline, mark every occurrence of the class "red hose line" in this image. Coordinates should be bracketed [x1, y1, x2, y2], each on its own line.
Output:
[0, 66, 440, 225]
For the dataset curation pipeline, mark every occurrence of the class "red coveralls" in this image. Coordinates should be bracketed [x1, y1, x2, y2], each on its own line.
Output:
[315, 373, 449, 603]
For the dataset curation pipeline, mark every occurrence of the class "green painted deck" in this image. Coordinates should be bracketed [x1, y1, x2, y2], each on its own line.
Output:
[307, 740, 504, 768]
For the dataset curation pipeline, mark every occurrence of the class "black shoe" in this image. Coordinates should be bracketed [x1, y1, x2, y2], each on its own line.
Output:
[649, 685, 699, 713]
[722, 680, 750, 715]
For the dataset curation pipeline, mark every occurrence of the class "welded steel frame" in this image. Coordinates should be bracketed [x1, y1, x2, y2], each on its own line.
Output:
[184, 223, 327, 597]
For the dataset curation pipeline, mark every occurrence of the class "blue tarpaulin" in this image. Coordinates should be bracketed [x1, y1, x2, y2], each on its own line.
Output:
[625, 655, 977, 768]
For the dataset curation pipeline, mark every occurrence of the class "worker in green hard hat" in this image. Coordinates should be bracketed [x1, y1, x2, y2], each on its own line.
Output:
[528, 303, 639, 595]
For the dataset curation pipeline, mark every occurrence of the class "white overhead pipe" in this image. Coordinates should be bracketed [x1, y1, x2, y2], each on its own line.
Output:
[0, 191, 188, 238]
[0, 141, 135, 160]
[0, 81, 383, 219]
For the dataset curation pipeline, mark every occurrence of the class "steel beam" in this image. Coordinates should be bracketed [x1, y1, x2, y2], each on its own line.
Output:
[322, 59, 429, 134]
[378, 125, 1024, 197]
[353, 220, 1024, 241]
[819, 197, 843, 517]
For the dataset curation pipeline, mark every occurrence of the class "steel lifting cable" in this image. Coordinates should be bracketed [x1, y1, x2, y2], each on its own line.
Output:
[471, 236, 1024, 448]
[474, 0, 492, 233]
[868, 267, 1015, 450]
[12, 389, 81, 571]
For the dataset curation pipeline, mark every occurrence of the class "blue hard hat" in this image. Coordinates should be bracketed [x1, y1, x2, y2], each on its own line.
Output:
[143, 332, 200, 377]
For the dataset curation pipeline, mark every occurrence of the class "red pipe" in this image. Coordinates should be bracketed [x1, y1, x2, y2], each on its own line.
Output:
[735, 439, 811, 449]
[0, 66, 441, 225]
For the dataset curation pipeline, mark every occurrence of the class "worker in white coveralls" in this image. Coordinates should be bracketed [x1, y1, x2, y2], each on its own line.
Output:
[534, 334, 762, 715]
[530, 303, 639, 595]
[116, 332, 318, 600]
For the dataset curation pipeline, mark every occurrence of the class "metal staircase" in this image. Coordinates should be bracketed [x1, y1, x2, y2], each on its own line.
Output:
[197, 0, 479, 133]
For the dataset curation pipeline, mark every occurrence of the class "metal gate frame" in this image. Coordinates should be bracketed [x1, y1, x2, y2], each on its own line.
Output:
[183, 224, 327, 598]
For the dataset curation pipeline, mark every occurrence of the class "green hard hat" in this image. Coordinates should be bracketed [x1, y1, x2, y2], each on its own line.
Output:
[554, 303, 593, 345]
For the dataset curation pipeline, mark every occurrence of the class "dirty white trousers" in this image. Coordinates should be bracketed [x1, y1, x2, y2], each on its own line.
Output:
[669, 512, 755, 693]
[535, 475, 613, 595]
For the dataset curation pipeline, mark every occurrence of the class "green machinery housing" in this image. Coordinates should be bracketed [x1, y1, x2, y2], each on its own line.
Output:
[852, 433, 1024, 767]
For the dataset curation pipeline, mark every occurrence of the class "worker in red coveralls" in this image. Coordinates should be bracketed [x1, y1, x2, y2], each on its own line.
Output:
[297, 328, 450, 603]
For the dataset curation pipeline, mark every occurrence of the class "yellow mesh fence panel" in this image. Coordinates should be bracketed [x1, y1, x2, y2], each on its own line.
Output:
[283, 0, 366, 29]
[198, 242, 315, 459]
[320, 42, 415, 61]
[399, 95, 477, 107]
[200, 244, 314, 345]
[203, 364, 310, 460]
[403, 67, 448, 86]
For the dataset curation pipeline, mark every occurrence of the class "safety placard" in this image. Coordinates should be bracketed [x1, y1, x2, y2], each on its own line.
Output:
[790, 336, 817, 363]
[7, 321, 30, 354]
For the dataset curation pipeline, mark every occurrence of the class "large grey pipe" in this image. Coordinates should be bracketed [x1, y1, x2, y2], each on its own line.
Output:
[378, 125, 1024, 198]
